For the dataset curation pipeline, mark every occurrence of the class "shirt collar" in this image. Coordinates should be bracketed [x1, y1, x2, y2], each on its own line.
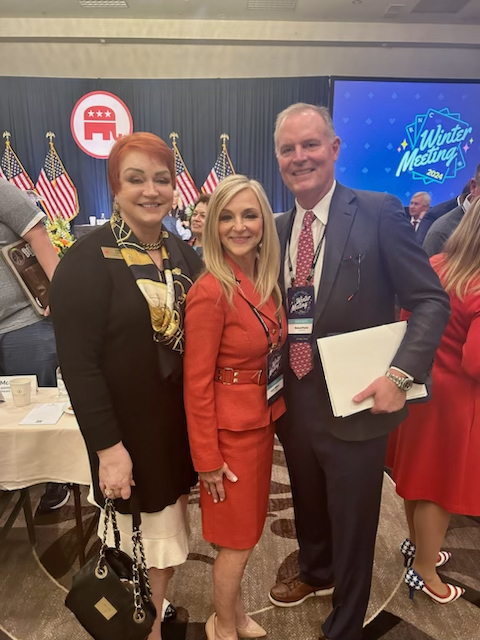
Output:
[295, 180, 336, 226]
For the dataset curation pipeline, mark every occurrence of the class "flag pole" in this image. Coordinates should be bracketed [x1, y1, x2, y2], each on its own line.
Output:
[220, 133, 229, 180]
[2, 131, 12, 180]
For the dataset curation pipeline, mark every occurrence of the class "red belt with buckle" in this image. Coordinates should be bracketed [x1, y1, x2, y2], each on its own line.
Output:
[215, 367, 265, 385]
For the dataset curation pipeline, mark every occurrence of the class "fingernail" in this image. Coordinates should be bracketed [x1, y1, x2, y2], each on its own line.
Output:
[232, 476, 238, 482]
[213, 499, 218, 504]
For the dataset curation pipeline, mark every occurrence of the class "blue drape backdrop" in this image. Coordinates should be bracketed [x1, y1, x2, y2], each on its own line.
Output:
[0, 76, 329, 223]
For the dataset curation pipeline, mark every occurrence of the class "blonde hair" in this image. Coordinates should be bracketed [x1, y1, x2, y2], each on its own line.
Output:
[202, 175, 282, 310]
[439, 196, 480, 299]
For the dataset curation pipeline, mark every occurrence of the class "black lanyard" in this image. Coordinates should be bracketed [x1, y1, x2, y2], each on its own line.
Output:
[243, 297, 283, 352]
[287, 223, 326, 287]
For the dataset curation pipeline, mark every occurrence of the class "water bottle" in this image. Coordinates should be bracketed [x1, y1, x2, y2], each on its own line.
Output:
[56, 367, 69, 399]
[99, 212, 106, 225]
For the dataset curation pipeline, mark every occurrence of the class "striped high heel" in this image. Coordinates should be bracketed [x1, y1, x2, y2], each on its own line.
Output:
[400, 538, 452, 568]
[405, 567, 464, 604]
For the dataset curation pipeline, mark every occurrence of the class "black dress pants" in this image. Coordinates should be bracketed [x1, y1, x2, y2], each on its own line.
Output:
[277, 404, 388, 640]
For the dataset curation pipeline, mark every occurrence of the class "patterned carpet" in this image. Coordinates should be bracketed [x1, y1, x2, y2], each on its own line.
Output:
[1, 439, 480, 640]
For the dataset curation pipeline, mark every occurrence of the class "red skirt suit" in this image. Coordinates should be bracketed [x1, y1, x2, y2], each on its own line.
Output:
[184, 258, 286, 549]
[390, 255, 480, 515]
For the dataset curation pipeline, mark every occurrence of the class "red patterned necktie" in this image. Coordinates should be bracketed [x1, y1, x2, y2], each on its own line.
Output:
[289, 210, 316, 379]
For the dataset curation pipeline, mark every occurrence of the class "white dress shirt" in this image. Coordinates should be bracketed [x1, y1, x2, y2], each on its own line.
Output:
[284, 180, 336, 299]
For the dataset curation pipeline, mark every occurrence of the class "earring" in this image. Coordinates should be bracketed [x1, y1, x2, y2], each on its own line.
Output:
[112, 201, 120, 216]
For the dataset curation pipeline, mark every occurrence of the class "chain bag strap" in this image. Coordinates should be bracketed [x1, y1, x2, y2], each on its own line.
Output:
[65, 489, 157, 640]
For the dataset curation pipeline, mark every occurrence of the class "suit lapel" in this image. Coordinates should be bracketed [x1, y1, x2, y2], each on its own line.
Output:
[315, 184, 357, 323]
[276, 207, 296, 300]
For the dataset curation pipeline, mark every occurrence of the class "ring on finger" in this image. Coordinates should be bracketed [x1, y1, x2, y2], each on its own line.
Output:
[105, 489, 113, 497]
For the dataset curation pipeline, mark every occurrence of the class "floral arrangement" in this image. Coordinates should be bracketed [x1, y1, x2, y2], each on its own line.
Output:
[185, 203, 195, 220]
[45, 217, 76, 258]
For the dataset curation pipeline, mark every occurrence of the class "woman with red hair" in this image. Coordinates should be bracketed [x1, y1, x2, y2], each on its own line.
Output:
[50, 132, 202, 639]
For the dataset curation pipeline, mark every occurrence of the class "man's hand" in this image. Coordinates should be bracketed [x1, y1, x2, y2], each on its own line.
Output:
[353, 375, 407, 414]
[199, 463, 238, 504]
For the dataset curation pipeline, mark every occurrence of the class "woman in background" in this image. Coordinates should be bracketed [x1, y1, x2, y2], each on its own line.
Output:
[188, 193, 211, 260]
[50, 132, 201, 640]
[184, 175, 286, 640]
[390, 197, 480, 604]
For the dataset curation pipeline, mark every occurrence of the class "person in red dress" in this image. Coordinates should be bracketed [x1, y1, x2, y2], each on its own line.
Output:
[390, 196, 480, 604]
[184, 175, 286, 640]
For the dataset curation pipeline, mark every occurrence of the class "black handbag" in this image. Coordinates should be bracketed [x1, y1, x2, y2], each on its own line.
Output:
[65, 493, 157, 640]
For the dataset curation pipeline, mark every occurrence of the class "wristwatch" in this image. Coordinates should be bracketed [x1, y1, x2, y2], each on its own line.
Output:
[385, 370, 414, 392]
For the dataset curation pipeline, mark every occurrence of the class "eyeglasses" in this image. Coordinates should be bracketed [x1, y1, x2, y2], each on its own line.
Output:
[347, 253, 365, 302]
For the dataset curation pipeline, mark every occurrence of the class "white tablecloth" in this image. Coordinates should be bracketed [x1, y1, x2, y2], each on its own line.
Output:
[0, 388, 91, 490]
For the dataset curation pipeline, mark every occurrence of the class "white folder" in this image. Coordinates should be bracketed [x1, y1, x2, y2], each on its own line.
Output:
[316, 321, 427, 418]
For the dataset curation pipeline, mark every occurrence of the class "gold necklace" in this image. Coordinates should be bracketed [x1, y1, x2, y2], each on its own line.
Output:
[138, 239, 163, 251]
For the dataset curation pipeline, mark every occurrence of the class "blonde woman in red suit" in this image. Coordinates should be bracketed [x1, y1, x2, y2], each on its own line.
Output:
[391, 197, 480, 604]
[184, 175, 286, 640]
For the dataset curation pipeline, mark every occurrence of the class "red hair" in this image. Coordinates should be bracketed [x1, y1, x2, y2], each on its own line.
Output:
[108, 132, 175, 195]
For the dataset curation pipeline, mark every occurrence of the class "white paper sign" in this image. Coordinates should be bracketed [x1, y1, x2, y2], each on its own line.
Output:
[0, 375, 38, 400]
[19, 403, 65, 425]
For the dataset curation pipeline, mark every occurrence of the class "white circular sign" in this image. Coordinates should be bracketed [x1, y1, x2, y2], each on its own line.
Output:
[70, 91, 133, 159]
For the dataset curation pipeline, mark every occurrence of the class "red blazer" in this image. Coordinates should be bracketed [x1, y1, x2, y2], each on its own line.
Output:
[184, 259, 286, 473]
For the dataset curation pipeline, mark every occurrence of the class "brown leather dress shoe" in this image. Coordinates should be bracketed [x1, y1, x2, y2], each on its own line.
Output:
[268, 573, 334, 607]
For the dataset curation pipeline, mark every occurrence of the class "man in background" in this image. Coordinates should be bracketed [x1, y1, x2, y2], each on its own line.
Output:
[408, 191, 431, 238]
[424, 163, 480, 257]
[0, 178, 69, 511]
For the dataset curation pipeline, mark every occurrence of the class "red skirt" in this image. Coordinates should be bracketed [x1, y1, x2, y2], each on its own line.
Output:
[200, 422, 275, 550]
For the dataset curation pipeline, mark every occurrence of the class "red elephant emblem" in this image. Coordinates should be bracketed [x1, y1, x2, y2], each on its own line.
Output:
[84, 106, 121, 141]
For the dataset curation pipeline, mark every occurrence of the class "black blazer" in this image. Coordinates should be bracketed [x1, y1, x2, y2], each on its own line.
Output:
[50, 224, 201, 512]
[276, 183, 450, 441]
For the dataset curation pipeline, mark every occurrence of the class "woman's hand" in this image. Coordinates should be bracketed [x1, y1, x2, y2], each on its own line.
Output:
[98, 442, 134, 501]
[199, 463, 238, 504]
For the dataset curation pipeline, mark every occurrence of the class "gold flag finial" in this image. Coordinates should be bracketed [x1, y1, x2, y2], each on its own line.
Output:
[3, 131, 11, 141]
[169, 132, 179, 147]
[220, 133, 230, 146]
[46, 131, 56, 147]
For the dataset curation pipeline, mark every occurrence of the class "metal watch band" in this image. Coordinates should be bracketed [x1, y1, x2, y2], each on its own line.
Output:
[385, 370, 413, 391]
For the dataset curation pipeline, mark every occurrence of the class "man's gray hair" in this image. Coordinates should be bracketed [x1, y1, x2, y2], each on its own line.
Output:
[274, 103, 336, 152]
[412, 191, 431, 207]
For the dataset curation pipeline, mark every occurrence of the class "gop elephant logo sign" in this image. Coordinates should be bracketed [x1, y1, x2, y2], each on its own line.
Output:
[70, 91, 133, 159]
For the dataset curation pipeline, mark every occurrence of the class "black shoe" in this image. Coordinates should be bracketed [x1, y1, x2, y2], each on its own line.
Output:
[38, 483, 70, 511]
[162, 602, 177, 622]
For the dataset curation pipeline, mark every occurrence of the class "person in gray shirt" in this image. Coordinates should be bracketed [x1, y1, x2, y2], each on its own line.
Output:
[0, 178, 69, 511]
[423, 163, 480, 257]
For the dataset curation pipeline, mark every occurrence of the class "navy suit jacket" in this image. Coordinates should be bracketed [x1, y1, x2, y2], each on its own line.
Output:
[415, 197, 457, 245]
[276, 183, 450, 441]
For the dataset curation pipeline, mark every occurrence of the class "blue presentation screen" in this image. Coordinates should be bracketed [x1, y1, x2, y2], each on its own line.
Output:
[331, 79, 480, 206]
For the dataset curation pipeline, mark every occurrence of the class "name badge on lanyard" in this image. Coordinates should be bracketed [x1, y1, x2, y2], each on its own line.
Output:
[242, 293, 284, 406]
[287, 286, 314, 343]
[266, 348, 284, 406]
[286, 220, 325, 343]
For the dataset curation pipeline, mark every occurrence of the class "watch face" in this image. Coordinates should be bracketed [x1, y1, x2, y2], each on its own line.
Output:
[402, 379, 414, 391]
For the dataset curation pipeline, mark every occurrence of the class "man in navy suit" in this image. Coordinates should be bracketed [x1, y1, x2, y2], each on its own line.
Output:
[269, 104, 450, 640]
[408, 191, 430, 240]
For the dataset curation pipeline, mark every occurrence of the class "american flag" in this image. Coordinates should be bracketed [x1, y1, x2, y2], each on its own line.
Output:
[0, 140, 35, 191]
[174, 150, 199, 207]
[36, 144, 79, 222]
[201, 146, 235, 195]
